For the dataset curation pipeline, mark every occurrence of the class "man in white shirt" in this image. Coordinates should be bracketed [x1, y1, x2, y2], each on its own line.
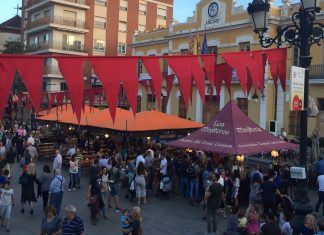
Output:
[27, 134, 35, 146]
[315, 174, 324, 215]
[135, 150, 145, 169]
[160, 155, 167, 176]
[66, 146, 76, 158]
[53, 150, 63, 173]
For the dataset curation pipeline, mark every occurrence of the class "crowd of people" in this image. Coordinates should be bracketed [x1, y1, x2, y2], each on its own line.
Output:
[1, 122, 324, 235]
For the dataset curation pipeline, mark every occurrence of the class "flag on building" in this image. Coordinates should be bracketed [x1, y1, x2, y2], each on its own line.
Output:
[201, 30, 209, 54]
[192, 28, 200, 55]
[188, 31, 194, 54]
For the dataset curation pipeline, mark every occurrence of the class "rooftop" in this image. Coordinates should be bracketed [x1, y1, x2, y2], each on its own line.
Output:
[0, 15, 21, 34]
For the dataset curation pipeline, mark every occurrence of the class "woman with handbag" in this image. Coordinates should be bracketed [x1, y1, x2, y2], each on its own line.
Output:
[19, 163, 37, 215]
[68, 155, 78, 192]
[87, 167, 103, 225]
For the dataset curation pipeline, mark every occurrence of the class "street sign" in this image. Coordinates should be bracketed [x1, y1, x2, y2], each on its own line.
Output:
[290, 66, 305, 111]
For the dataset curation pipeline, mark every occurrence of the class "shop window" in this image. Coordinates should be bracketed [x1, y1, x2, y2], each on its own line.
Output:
[94, 39, 105, 51]
[237, 98, 248, 115]
[239, 42, 250, 52]
[203, 95, 220, 123]
[178, 96, 187, 119]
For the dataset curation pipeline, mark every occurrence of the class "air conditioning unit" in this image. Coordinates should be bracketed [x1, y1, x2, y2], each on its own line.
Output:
[269, 120, 277, 135]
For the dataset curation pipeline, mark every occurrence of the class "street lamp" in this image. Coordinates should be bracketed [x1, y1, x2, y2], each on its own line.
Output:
[248, 0, 324, 228]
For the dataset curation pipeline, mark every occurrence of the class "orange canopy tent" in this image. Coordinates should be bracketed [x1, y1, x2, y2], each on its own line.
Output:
[36, 105, 203, 133]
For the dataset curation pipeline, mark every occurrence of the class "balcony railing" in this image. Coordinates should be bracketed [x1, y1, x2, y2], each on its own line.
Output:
[310, 64, 324, 79]
[25, 40, 87, 53]
[26, 0, 87, 8]
[25, 15, 87, 30]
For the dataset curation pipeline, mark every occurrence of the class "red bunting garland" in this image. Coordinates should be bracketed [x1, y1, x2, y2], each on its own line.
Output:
[267, 48, 287, 91]
[0, 59, 16, 118]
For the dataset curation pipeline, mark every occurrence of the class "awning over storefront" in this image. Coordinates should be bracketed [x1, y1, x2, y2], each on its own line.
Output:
[168, 101, 298, 155]
[36, 105, 203, 132]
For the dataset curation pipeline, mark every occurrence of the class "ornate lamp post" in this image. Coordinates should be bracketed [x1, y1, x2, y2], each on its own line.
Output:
[247, 0, 324, 229]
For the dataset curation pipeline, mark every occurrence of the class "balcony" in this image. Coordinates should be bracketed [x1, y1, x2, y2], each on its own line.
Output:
[25, 40, 87, 54]
[26, 0, 89, 10]
[25, 15, 88, 33]
[310, 64, 324, 80]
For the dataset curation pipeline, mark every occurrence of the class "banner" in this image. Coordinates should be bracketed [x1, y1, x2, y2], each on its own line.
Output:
[290, 66, 305, 111]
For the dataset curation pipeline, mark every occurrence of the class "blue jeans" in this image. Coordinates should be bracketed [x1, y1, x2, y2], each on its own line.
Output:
[101, 191, 108, 216]
[190, 178, 199, 201]
[49, 191, 63, 215]
[69, 173, 77, 189]
[180, 176, 190, 198]
[76, 167, 82, 187]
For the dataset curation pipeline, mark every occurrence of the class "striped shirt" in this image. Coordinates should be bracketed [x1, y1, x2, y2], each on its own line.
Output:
[62, 216, 84, 235]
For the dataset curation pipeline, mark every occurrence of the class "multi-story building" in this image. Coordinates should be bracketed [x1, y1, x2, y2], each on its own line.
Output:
[0, 15, 21, 52]
[131, 0, 324, 138]
[21, 0, 173, 92]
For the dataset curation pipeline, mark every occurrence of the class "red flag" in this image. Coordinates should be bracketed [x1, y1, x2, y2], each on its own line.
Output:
[57, 58, 84, 123]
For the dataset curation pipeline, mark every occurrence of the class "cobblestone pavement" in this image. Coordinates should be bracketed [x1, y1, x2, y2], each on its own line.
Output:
[6, 160, 229, 235]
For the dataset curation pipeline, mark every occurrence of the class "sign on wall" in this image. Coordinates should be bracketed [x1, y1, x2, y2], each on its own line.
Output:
[202, 1, 225, 27]
[290, 66, 305, 111]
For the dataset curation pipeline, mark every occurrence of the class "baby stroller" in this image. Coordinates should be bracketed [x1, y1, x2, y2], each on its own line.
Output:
[160, 175, 171, 198]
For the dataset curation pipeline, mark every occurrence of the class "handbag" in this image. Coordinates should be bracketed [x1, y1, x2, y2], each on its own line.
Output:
[90, 195, 98, 204]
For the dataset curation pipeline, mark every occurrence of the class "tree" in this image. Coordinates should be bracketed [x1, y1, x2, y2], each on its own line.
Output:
[2, 41, 24, 54]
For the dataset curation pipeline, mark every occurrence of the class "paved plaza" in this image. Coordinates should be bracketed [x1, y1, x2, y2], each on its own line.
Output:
[8, 159, 228, 235]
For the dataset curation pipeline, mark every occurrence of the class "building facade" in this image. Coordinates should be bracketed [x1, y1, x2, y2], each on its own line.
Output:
[0, 15, 21, 52]
[131, 0, 324, 137]
[21, 0, 173, 92]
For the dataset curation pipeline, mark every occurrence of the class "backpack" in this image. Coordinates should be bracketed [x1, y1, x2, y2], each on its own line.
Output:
[188, 165, 197, 179]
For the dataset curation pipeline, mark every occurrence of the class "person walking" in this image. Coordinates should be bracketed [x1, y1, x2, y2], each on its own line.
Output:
[68, 155, 78, 192]
[87, 168, 103, 225]
[315, 173, 324, 216]
[49, 169, 65, 215]
[0, 181, 15, 232]
[135, 162, 147, 205]
[204, 174, 225, 235]
[109, 158, 122, 212]
[75, 148, 83, 189]
[52, 150, 62, 173]
[61, 205, 85, 235]
[4, 147, 15, 179]
[100, 167, 109, 219]
[38, 165, 53, 210]
[26, 142, 38, 163]
[40, 205, 61, 235]
[19, 163, 37, 215]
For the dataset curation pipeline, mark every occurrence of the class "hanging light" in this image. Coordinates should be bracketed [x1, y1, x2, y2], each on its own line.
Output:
[187, 133, 191, 136]
[271, 150, 279, 158]
[247, 0, 270, 35]
[68, 126, 72, 131]
[146, 136, 151, 140]
[104, 133, 109, 139]
[46, 124, 49, 128]
[236, 155, 245, 162]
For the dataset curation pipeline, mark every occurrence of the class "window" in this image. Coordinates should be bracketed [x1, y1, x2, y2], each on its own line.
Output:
[203, 95, 220, 123]
[157, 7, 167, 19]
[147, 94, 156, 110]
[180, 49, 189, 54]
[318, 98, 324, 111]
[94, 16, 106, 29]
[44, 10, 50, 17]
[95, 0, 107, 6]
[43, 33, 49, 42]
[178, 96, 187, 119]
[139, 4, 147, 15]
[137, 96, 142, 112]
[33, 35, 40, 45]
[120, 0, 128, 11]
[138, 24, 146, 32]
[117, 43, 126, 54]
[293, 46, 300, 66]
[60, 82, 68, 91]
[162, 53, 168, 75]
[239, 42, 250, 52]
[94, 39, 105, 51]
[161, 95, 167, 113]
[34, 13, 40, 20]
[63, 10, 77, 27]
[119, 21, 127, 32]
[63, 34, 75, 46]
[237, 98, 248, 115]
[138, 60, 143, 76]
[208, 46, 218, 55]
[289, 111, 301, 135]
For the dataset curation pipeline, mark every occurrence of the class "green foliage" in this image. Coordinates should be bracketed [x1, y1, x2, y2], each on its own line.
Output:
[2, 40, 24, 54]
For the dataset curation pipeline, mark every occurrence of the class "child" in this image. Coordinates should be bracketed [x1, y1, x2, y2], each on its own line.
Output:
[121, 209, 131, 234]
[237, 209, 247, 233]
[246, 205, 260, 235]
[0, 181, 15, 232]
[0, 170, 9, 188]
[315, 219, 324, 235]
[281, 212, 293, 235]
